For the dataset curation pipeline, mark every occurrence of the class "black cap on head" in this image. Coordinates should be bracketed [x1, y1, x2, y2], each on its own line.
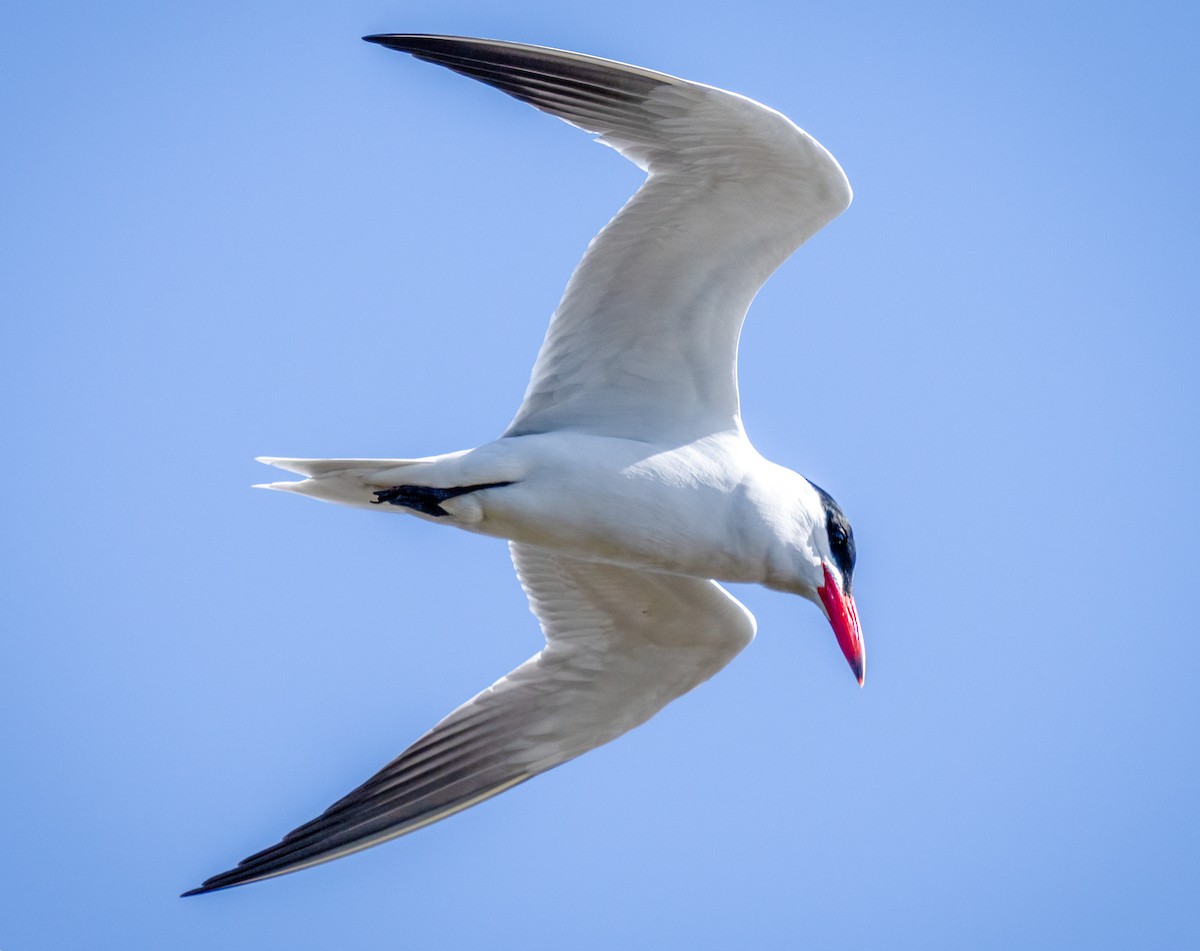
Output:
[809, 481, 856, 593]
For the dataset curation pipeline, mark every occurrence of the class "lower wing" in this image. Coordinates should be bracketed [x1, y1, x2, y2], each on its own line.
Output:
[184, 544, 755, 894]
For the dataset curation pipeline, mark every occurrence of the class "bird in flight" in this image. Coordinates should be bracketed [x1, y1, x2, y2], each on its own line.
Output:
[185, 33, 861, 896]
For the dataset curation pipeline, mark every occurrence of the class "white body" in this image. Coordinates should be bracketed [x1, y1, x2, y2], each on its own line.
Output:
[268, 432, 825, 596]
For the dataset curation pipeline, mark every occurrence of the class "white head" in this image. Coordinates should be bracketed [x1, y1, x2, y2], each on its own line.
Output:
[773, 477, 865, 686]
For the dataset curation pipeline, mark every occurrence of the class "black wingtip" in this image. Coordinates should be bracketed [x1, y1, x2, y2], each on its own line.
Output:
[361, 34, 471, 54]
[362, 34, 427, 49]
[181, 871, 242, 897]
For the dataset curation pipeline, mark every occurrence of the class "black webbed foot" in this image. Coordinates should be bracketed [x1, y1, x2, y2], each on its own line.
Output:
[370, 481, 513, 517]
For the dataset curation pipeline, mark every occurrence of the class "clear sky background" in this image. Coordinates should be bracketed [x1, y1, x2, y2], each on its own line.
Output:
[3, 1, 1197, 948]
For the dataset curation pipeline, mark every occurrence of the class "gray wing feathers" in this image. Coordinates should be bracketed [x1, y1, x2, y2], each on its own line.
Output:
[365, 34, 851, 442]
[185, 545, 754, 894]
[364, 34, 682, 167]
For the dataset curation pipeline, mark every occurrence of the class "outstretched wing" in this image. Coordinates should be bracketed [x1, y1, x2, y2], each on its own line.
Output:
[184, 544, 755, 895]
[366, 34, 852, 443]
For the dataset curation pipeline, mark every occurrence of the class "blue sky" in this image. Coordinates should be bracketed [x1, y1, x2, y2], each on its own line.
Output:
[3, 1, 1197, 948]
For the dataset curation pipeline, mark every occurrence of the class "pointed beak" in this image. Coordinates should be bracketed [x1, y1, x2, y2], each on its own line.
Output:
[818, 563, 865, 686]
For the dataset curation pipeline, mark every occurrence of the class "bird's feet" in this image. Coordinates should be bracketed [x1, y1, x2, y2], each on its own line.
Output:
[370, 481, 513, 517]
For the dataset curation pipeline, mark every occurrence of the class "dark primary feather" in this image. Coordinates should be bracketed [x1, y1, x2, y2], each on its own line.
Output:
[182, 701, 538, 895]
[362, 34, 672, 128]
[360, 34, 699, 170]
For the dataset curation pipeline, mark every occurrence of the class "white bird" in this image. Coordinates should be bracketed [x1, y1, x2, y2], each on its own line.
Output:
[185, 34, 862, 896]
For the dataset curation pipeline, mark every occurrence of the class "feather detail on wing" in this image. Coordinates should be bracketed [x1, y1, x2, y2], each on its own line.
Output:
[184, 544, 754, 894]
[364, 35, 851, 442]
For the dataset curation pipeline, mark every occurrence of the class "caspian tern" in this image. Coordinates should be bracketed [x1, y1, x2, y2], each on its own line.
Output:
[184, 34, 861, 896]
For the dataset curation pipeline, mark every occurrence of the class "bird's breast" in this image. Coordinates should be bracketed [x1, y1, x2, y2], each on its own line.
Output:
[444, 432, 784, 584]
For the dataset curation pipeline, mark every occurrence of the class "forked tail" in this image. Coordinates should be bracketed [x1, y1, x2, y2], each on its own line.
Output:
[253, 455, 450, 510]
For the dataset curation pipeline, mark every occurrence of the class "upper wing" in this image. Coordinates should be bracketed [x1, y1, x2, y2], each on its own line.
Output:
[184, 544, 755, 895]
[366, 34, 852, 443]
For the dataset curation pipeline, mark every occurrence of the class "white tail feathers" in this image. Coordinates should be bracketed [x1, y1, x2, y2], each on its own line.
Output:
[252, 453, 482, 511]
[252, 455, 452, 510]
[254, 456, 428, 478]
